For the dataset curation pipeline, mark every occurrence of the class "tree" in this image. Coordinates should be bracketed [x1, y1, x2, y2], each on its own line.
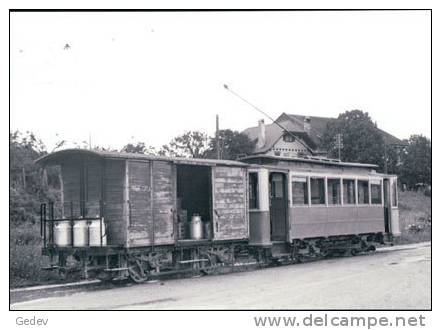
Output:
[320, 110, 386, 169]
[205, 129, 256, 160]
[121, 142, 157, 155]
[159, 131, 209, 158]
[400, 135, 431, 189]
[10, 131, 60, 223]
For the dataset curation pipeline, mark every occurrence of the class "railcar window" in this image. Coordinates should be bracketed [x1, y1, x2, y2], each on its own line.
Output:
[249, 172, 259, 209]
[327, 178, 341, 205]
[392, 179, 398, 207]
[370, 181, 382, 204]
[358, 180, 369, 204]
[310, 178, 325, 205]
[292, 177, 308, 205]
[343, 179, 356, 204]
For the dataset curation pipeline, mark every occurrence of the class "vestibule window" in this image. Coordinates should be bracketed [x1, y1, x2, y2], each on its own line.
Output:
[249, 172, 259, 209]
[392, 179, 398, 207]
[292, 177, 308, 205]
[310, 178, 325, 205]
[327, 178, 341, 205]
[370, 180, 382, 204]
[358, 180, 369, 204]
[343, 179, 356, 204]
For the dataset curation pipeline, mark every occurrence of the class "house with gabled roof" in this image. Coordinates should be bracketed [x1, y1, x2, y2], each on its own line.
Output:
[242, 112, 405, 159]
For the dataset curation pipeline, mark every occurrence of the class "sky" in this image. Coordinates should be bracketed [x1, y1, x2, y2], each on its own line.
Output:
[10, 11, 431, 151]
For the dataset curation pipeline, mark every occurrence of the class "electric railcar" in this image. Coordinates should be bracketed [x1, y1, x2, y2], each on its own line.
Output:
[36, 149, 400, 282]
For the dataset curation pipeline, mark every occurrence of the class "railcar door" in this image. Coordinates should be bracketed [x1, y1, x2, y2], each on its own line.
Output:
[269, 172, 287, 241]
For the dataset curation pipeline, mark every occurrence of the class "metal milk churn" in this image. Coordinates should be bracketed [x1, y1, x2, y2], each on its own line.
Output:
[190, 214, 203, 240]
[73, 220, 89, 247]
[54, 220, 72, 247]
[89, 218, 107, 246]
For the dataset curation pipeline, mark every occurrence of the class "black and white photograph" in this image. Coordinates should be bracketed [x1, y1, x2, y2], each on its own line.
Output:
[8, 7, 432, 323]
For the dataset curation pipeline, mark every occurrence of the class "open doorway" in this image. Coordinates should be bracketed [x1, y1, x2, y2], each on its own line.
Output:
[176, 165, 212, 240]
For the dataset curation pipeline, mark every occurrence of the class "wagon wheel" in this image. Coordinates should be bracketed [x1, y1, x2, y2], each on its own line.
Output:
[127, 255, 150, 283]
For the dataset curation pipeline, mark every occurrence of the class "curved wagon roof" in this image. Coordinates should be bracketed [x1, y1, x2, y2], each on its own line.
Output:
[35, 148, 249, 167]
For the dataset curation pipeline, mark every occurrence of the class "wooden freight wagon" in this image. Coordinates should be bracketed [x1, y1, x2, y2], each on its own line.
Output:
[36, 149, 249, 281]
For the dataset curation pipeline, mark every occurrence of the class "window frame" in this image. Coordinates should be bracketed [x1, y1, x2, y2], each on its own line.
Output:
[342, 178, 356, 206]
[248, 171, 259, 210]
[370, 179, 383, 205]
[327, 177, 342, 206]
[291, 175, 309, 207]
[357, 179, 370, 205]
[391, 178, 398, 208]
[309, 176, 326, 206]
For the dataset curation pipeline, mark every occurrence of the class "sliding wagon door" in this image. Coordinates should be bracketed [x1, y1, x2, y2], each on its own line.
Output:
[127, 160, 175, 247]
[212, 166, 248, 241]
[152, 161, 175, 245]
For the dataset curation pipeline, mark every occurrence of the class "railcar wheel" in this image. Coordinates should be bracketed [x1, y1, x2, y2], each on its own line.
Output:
[127, 255, 150, 283]
[366, 245, 376, 253]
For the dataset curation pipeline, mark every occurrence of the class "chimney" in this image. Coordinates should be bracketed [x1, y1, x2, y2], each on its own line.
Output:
[303, 116, 311, 134]
[257, 119, 266, 148]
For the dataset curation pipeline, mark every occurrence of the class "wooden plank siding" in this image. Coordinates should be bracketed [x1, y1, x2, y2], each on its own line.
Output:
[102, 159, 126, 245]
[127, 160, 153, 246]
[84, 158, 102, 217]
[127, 160, 175, 247]
[152, 161, 175, 245]
[212, 166, 248, 240]
[61, 162, 81, 217]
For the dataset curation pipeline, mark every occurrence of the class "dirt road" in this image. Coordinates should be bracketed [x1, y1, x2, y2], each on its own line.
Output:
[10, 243, 431, 310]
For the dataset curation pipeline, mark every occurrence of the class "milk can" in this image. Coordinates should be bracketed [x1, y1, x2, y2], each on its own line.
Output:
[53, 221, 72, 247]
[190, 214, 203, 240]
[89, 218, 107, 246]
[73, 220, 89, 247]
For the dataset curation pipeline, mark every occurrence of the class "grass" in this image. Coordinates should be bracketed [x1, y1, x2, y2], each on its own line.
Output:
[9, 190, 431, 288]
[394, 190, 432, 245]
[10, 222, 61, 288]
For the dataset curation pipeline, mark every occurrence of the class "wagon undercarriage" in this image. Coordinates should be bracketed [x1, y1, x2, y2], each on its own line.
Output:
[42, 232, 386, 283]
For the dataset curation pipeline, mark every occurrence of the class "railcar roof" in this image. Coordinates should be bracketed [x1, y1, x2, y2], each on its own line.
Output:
[35, 149, 249, 167]
[240, 154, 378, 169]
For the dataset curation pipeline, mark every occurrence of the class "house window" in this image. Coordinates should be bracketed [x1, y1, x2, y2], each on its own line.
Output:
[310, 178, 325, 205]
[292, 177, 308, 205]
[249, 172, 259, 209]
[358, 180, 369, 204]
[343, 179, 356, 204]
[370, 180, 382, 204]
[327, 178, 341, 205]
[283, 134, 295, 142]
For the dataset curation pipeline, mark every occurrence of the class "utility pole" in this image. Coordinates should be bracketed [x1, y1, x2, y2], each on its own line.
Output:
[216, 115, 221, 159]
[384, 142, 388, 174]
[334, 133, 343, 161]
